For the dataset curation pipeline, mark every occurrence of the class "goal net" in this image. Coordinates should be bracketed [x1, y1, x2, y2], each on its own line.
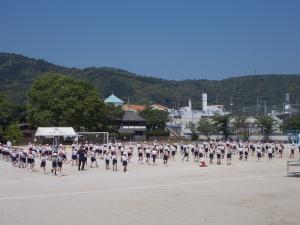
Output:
[76, 132, 109, 147]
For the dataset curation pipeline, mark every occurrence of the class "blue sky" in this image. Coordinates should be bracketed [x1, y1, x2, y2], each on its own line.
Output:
[1, 0, 300, 80]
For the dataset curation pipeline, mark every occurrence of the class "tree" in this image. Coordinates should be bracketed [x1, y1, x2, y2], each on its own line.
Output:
[186, 122, 198, 141]
[101, 103, 124, 132]
[0, 94, 23, 142]
[212, 113, 231, 140]
[4, 122, 23, 144]
[281, 114, 300, 132]
[197, 118, 214, 137]
[256, 115, 277, 140]
[0, 94, 13, 127]
[27, 73, 106, 130]
[139, 106, 169, 131]
[233, 116, 247, 140]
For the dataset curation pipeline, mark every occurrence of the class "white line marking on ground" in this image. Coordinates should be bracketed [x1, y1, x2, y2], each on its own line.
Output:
[0, 173, 281, 201]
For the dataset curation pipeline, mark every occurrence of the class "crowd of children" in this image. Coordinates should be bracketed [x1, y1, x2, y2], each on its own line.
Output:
[0, 142, 68, 176]
[0, 140, 299, 175]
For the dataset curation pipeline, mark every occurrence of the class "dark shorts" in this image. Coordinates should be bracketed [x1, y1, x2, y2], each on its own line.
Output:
[52, 161, 57, 168]
[41, 161, 46, 167]
[91, 157, 96, 162]
[58, 161, 63, 168]
[72, 155, 77, 160]
[123, 161, 127, 166]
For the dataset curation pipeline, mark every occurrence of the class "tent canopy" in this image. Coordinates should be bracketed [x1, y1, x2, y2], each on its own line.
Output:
[35, 127, 76, 137]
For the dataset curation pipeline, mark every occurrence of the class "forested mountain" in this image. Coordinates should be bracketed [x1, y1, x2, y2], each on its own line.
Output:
[1, 53, 300, 113]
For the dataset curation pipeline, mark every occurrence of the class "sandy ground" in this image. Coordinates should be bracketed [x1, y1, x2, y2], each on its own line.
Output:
[0, 146, 300, 225]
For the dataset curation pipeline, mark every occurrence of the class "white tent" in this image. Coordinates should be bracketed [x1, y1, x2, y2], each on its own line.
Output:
[35, 127, 76, 137]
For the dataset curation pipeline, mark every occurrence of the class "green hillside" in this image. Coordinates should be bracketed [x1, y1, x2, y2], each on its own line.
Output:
[1, 53, 300, 113]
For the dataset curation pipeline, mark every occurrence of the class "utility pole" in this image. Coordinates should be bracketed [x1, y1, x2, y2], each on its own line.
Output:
[264, 100, 267, 116]
[256, 97, 259, 116]
[230, 96, 233, 114]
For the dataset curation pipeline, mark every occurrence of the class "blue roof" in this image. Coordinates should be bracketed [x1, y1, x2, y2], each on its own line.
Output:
[104, 94, 124, 104]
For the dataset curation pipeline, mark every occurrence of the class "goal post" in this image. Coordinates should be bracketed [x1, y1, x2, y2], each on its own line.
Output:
[76, 132, 109, 148]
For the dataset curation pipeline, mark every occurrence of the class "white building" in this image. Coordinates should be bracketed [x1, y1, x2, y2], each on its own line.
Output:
[167, 93, 227, 137]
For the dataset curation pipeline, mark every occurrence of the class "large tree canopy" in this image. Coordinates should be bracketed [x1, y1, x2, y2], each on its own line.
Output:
[212, 113, 231, 140]
[4, 122, 23, 144]
[27, 73, 106, 130]
[139, 106, 169, 131]
[0, 94, 26, 142]
[233, 115, 247, 140]
[197, 118, 214, 136]
[101, 103, 124, 133]
[0, 94, 12, 127]
[256, 115, 277, 139]
[281, 114, 300, 132]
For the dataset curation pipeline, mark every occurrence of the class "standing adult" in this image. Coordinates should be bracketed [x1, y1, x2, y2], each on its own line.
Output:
[77, 147, 86, 171]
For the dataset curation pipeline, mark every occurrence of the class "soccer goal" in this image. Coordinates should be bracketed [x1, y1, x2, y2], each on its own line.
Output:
[76, 132, 109, 147]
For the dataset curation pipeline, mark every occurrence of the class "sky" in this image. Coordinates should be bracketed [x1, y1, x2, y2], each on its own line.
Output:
[1, 0, 300, 80]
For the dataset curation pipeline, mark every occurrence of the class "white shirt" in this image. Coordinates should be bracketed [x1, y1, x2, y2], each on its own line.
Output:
[122, 155, 128, 162]
[104, 154, 110, 161]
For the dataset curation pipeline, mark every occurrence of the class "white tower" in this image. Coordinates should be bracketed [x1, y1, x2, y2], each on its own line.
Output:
[284, 93, 290, 112]
[202, 93, 207, 112]
[188, 98, 192, 110]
